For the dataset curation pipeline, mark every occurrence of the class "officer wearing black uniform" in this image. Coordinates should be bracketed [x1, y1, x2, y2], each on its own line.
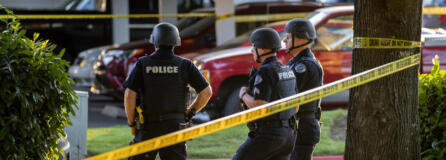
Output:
[124, 23, 212, 160]
[283, 18, 323, 160]
[233, 28, 298, 160]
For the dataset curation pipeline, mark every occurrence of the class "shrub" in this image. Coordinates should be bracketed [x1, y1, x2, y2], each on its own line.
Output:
[419, 55, 446, 159]
[0, 6, 77, 159]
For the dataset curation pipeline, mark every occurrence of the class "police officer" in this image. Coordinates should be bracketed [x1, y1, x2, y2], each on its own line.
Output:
[124, 23, 212, 160]
[283, 18, 323, 160]
[233, 28, 298, 160]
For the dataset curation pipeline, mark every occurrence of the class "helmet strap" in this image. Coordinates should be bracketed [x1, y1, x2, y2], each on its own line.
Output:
[255, 48, 275, 63]
[287, 37, 312, 53]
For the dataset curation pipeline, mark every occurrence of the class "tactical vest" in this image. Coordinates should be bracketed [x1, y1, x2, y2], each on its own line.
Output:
[140, 56, 188, 115]
[290, 55, 323, 113]
[256, 61, 297, 122]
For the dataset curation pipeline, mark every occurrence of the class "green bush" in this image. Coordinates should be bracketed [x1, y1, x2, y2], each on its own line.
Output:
[419, 55, 446, 159]
[0, 6, 77, 159]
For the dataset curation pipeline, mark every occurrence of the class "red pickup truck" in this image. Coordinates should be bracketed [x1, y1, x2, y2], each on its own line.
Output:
[191, 6, 446, 118]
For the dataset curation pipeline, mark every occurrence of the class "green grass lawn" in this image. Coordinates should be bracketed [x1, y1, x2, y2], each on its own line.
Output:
[87, 109, 347, 158]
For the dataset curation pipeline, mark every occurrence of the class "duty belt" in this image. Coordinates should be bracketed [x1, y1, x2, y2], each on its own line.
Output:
[256, 119, 293, 128]
[145, 113, 185, 122]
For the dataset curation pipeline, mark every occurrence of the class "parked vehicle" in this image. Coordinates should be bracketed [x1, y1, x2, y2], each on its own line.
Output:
[68, 45, 110, 87]
[90, 40, 150, 99]
[191, 6, 446, 118]
[90, 1, 333, 99]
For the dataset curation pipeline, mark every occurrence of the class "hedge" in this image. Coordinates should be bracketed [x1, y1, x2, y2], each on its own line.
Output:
[0, 6, 77, 159]
[419, 55, 446, 159]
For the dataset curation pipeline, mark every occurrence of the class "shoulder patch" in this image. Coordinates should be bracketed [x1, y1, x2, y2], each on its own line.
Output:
[254, 75, 263, 85]
[294, 63, 307, 73]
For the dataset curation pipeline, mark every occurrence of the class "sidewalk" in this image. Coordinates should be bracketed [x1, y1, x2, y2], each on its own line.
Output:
[188, 155, 344, 160]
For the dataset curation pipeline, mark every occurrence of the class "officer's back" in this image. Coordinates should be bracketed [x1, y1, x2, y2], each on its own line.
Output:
[124, 23, 212, 160]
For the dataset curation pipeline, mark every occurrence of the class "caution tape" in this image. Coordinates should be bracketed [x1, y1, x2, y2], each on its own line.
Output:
[85, 51, 421, 160]
[216, 13, 235, 21]
[1, 7, 445, 20]
[0, 13, 216, 19]
[0, 12, 308, 23]
[354, 37, 421, 49]
[234, 12, 309, 23]
[423, 7, 446, 15]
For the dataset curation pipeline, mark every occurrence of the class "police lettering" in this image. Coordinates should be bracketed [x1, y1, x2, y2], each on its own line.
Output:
[278, 71, 295, 80]
[146, 66, 178, 74]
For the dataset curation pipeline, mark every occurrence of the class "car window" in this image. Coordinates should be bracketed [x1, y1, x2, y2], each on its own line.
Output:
[179, 17, 216, 38]
[206, 26, 286, 52]
[312, 15, 354, 51]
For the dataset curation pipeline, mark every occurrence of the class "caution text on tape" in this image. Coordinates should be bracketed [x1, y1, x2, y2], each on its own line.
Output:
[354, 37, 421, 49]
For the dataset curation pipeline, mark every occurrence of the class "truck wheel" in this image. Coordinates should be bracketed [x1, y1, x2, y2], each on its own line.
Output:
[223, 88, 243, 116]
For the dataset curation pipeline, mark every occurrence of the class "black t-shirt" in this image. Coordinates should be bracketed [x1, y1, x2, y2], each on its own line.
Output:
[124, 49, 208, 94]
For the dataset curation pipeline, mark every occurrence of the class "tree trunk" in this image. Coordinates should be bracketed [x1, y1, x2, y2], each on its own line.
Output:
[345, 0, 422, 159]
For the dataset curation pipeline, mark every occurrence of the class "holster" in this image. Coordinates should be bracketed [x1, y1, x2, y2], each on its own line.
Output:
[241, 97, 257, 131]
[316, 106, 323, 127]
[290, 115, 298, 131]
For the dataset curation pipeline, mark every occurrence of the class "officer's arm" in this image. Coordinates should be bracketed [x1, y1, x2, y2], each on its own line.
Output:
[241, 94, 268, 108]
[124, 88, 137, 126]
[187, 85, 212, 113]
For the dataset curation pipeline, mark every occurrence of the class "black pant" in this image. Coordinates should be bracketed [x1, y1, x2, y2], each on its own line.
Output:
[233, 127, 296, 160]
[290, 117, 320, 160]
[128, 119, 186, 160]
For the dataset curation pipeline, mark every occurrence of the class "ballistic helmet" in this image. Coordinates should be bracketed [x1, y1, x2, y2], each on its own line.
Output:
[285, 18, 316, 40]
[249, 28, 282, 51]
[149, 23, 181, 46]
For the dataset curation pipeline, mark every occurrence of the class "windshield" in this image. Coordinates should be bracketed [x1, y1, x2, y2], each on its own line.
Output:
[179, 17, 216, 38]
[312, 14, 354, 51]
[204, 26, 287, 53]
[307, 11, 328, 26]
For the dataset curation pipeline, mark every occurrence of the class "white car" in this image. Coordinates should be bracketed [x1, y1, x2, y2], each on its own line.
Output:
[68, 46, 109, 87]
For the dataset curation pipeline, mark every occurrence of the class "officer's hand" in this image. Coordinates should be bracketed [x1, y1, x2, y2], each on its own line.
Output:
[131, 126, 137, 136]
[239, 87, 248, 99]
[185, 108, 196, 122]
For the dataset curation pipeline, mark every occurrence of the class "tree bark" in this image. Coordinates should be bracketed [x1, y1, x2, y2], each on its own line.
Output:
[345, 0, 422, 159]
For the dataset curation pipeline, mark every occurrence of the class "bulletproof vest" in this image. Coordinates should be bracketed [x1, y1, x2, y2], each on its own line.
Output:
[140, 56, 188, 115]
[290, 52, 323, 113]
[256, 61, 297, 122]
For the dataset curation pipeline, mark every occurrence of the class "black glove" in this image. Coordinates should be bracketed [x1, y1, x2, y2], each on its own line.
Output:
[185, 108, 196, 122]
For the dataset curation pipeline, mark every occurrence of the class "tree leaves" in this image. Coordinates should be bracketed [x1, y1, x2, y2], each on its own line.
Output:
[0, 7, 77, 159]
[419, 55, 446, 159]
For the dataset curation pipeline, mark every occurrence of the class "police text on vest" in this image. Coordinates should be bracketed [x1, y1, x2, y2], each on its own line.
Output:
[146, 66, 178, 74]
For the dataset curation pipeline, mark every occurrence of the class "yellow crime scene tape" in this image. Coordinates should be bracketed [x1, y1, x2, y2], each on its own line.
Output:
[234, 12, 309, 23]
[0, 12, 308, 22]
[0, 13, 216, 19]
[423, 7, 446, 15]
[1, 7, 445, 20]
[354, 37, 421, 49]
[85, 38, 421, 159]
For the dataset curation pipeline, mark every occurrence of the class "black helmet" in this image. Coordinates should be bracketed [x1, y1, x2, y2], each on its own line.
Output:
[285, 18, 316, 40]
[249, 28, 282, 51]
[149, 23, 181, 46]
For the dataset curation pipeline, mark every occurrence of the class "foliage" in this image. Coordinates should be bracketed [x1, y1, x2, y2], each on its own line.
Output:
[0, 5, 77, 159]
[419, 55, 446, 159]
